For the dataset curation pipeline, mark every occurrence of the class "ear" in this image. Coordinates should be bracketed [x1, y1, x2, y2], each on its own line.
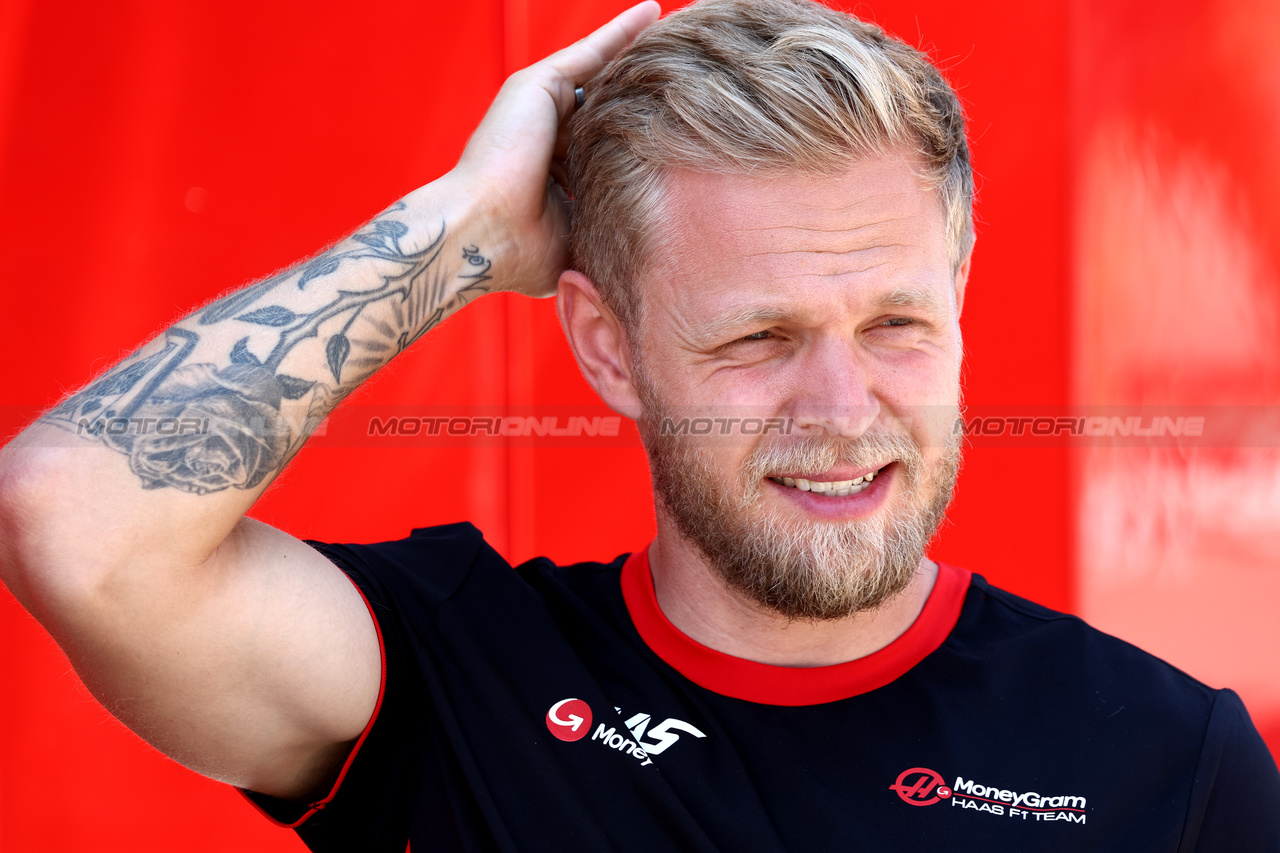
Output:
[556, 270, 645, 420]
[953, 249, 972, 318]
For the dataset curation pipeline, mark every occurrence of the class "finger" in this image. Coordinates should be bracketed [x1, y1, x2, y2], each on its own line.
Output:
[532, 1, 661, 126]
[456, 2, 660, 189]
[543, 1, 661, 87]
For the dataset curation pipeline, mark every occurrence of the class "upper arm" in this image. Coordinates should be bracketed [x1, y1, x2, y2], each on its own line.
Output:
[55, 517, 383, 801]
[0, 421, 381, 802]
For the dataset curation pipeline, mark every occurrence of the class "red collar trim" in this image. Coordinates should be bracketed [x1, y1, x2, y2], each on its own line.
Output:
[621, 547, 971, 706]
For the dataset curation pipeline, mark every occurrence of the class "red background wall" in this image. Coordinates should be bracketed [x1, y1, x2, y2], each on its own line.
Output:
[1069, 0, 1280, 777]
[0, 1, 1273, 850]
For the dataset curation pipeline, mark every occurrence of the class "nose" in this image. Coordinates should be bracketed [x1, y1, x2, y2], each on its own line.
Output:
[786, 336, 881, 438]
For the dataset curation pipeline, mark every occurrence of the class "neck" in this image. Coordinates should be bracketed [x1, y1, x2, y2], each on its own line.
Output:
[648, 530, 938, 668]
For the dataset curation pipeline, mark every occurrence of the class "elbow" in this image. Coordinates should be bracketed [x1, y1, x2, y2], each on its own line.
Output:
[0, 441, 116, 624]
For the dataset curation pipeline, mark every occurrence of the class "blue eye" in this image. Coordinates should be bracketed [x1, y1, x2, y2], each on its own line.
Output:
[740, 331, 772, 341]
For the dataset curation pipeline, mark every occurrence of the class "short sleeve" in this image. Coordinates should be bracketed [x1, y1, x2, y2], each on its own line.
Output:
[239, 522, 535, 845]
[1180, 689, 1280, 851]
[238, 544, 414, 851]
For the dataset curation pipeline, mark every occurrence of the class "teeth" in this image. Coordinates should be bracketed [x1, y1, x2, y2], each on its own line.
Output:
[770, 468, 884, 497]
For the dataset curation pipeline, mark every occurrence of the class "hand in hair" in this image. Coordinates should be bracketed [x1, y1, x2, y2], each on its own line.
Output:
[450, 1, 661, 299]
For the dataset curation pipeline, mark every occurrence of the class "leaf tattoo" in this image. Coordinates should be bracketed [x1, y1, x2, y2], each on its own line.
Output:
[196, 270, 289, 325]
[230, 337, 263, 367]
[298, 257, 341, 290]
[325, 334, 351, 383]
[235, 306, 298, 327]
[277, 374, 316, 400]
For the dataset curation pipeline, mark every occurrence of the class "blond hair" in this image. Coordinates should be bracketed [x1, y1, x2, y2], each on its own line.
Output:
[568, 0, 973, 328]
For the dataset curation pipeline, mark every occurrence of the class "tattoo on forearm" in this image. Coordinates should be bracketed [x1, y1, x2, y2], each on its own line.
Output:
[43, 204, 491, 495]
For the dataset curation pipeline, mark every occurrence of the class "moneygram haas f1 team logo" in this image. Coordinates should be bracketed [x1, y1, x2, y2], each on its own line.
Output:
[546, 698, 593, 741]
[891, 767, 1089, 824]
[890, 767, 954, 806]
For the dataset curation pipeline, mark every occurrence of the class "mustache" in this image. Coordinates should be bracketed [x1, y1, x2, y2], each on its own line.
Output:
[740, 430, 924, 484]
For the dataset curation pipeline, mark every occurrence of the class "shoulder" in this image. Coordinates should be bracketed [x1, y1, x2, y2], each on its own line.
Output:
[514, 550, 630, 598]
[945, 572, 1221, 724]
[315, 521, 490, 572]
[308, 522, 507, 606]
[307, 522, 630, 626]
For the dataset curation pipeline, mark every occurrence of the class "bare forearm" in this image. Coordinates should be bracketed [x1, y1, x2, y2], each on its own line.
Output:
[52, 185, 496, 482]
[0, 177, 502, 601]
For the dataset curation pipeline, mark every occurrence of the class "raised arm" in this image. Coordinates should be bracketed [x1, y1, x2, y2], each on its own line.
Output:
[0, 1, 660, 802]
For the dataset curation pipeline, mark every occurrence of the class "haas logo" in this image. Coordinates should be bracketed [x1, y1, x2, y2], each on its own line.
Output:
[546, 698, 593, 742]
[890, 767, 953, 806]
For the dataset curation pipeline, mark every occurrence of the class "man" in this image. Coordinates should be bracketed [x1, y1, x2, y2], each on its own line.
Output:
[0, 0, 1276, 850]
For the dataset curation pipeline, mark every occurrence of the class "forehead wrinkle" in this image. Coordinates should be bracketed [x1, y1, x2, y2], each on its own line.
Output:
[751, 260, 893, 282]
[750, 213, 921, 234]
[727, 214, 922, 243]
[744, 243, 919, 260]
[814, 261, 894, 277]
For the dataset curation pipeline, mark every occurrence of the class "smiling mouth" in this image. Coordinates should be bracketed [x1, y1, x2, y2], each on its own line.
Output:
[767, 466, 887, 497]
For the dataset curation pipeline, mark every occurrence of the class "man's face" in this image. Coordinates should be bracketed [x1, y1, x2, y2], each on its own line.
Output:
[631, 151, 966, 620]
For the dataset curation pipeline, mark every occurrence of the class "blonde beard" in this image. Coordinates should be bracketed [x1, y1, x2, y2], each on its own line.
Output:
[638, 382, 961, 621]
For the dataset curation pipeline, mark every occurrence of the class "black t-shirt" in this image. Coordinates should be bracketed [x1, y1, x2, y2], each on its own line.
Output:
[242, 523, 1280, 851]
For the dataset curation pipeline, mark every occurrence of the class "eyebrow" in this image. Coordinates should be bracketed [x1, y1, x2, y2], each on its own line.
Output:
[875, 286, 951, 312]
[695, 306, 798, 347]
